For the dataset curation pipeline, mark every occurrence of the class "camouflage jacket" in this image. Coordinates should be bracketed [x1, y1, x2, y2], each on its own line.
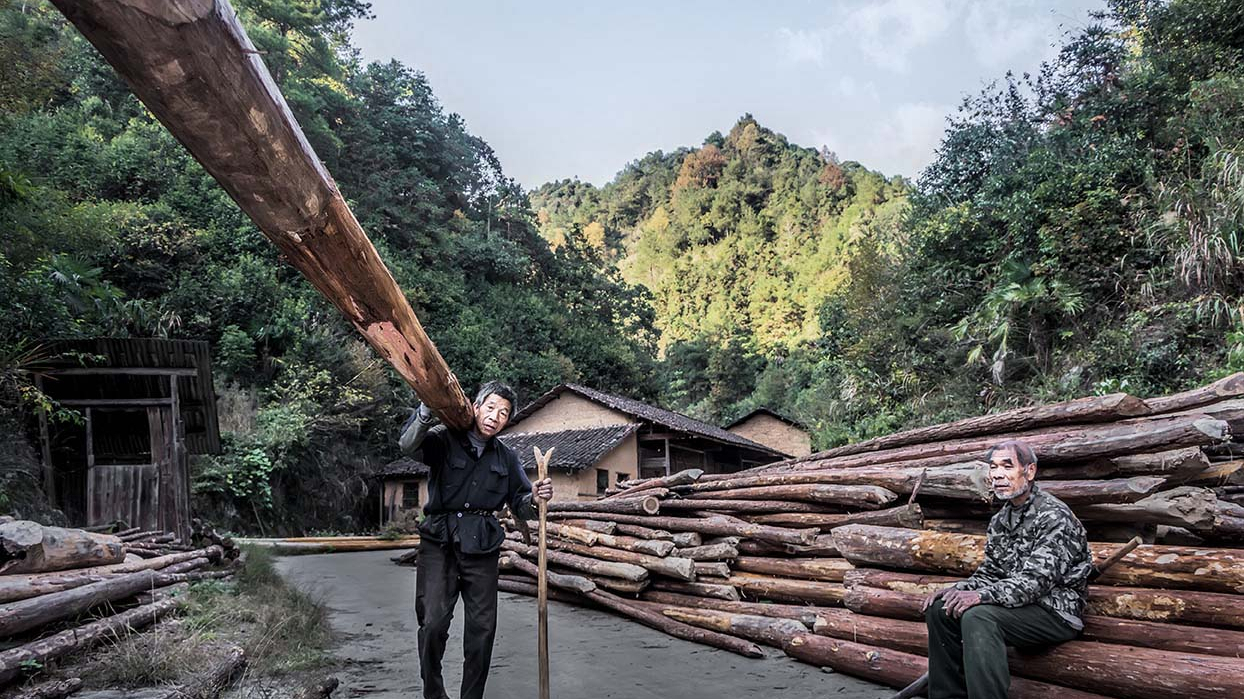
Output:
[954, 484, 1093, 629]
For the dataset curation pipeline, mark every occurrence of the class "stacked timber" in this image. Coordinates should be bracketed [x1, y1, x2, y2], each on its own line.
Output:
[495, 375, 1244, 698]
[0, 520, 242, 688]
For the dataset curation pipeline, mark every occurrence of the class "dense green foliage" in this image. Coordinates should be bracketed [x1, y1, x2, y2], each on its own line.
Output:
[533, 0, 1244, 445]
[0, 0, 656, 532]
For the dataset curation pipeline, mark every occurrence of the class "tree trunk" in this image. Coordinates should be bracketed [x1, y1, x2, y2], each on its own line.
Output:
[743, 504, 925, 530]
[0, 522, 125, 575]
[673, 543, 739, 561]
[502, 540, 647, 582]
[548, 497, 660, 516]
[1037, 447, 1209, 480]
[587, 533, 675, 557]
[648, 579, 741, 601]
[639, 590, 829, 628]
[0, 546, 222, 603]
[548, 540, 695, 581]
[1144, 372, 1244, 414]
[694, 562, 731, 578]
[547, 513, 819, 546]
[557, 519, 617, 535]
[736, 535, 840, 557]
[608, 469, 704, 498]
[0, 595, 182, 684]
[584, 590, 764, 657]
[661, 607, 810, 648]
[832, 524, 1244, 594]
[1075, 486, 1219, 530]
[499, 553, 595, 594]
[685, 484, 898, 509]
[658, 499, 841, 514]
[687, 464, 992, 502]
[611, 523, 673, 540]
[1039, 476, 1167, 504]
[49, 0, 475, 427]
[726, 573, 846, 605]
[796, 393, 1151, 462]
[0, 569, 162, 637]
[732, 556, 854, 582]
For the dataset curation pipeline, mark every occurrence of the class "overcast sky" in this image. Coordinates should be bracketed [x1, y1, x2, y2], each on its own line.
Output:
[351, 0, 1105, 189]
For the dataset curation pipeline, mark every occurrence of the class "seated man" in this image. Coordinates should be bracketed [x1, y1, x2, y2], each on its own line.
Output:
[922, 439, 1093, 699]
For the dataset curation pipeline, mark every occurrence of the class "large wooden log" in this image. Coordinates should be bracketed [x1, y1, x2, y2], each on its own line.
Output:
[673, 543, 739, 561]
[833, 524, 1244, 593]
[50, 0, 475, 427]
[686, 484, 898, 509]
[1037, 447, 1209, 480]
[499, 553, 595, 594]
[548, 540, 695, 581]
[782, 633, 1109, 699]
[772, 414, 1229, 473]
[1075, 486, 1219, 530]
[687, 465, 992, 502]
[798, 393, 1150, 461]
[845, 569, 1244, 630]
[584, 590, 764, 657]
[547, 512, 819, 546]
[1039, 476, 1167, 504]
[744, 504, 925, 530]
[610, 523, 672, 540]
[732, 556, 854, 582]
[660, 607, 810, 648]
[1144, 372, 1244, 414]
[0, 546, 222, 603]
[726, 573, 846, 605]
[639, 590, 828, 627]
[497, 576, 583, 605]
[557, 519, 617, 535]
[502, 540, 647, 582]
[607, 469, 703, 499]
[657, 499, 840, 514]
[736, 534, 840, 557]
[648, 579, 741, 601]
[0, 595, 182, 684]
[0, 522, 125, 575]
[694, 562, 731, 578]
[547, 497, 660, 516]
[0, 569, 162, 637]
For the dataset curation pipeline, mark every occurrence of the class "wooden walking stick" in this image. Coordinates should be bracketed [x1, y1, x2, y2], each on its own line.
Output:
[887, 535, 1143, 699]
[533, 446, 554, 699]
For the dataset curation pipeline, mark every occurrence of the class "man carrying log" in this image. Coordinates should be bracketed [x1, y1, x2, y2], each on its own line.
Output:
[921, 440, 1093, 699]
[399, 381, 554, 699]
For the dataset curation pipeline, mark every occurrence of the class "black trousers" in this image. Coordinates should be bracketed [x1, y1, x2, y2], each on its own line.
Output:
[925, 598, 1077, 699]
[415, 539, 500, 699]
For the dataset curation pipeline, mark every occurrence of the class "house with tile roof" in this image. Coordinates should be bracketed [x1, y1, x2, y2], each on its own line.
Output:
[378, 384, 788, 522]
[725, 407, 812, 458]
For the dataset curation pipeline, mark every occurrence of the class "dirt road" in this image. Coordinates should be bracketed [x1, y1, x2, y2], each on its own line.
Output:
[277, 550, 891, 698]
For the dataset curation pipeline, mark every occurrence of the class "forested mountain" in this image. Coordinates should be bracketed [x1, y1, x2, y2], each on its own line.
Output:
[532, 0, 1244, 446]
[0, 0, 657, 532]
[1, 0, 1241, 533]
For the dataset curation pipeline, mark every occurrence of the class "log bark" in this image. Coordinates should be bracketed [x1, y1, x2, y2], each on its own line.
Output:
[673, 543, 738, 561]
[0, 569, 161, 637]
[537, 522, 599, 546]
[1039, 476, 1167, 504]
[670, 532, 701, 548]
[686, 484, 898, 509]
[588, 533, 674, 557]
[584, 590, 764, 657]
[694, 562, 731, 578]
[802, 393, 1152, 462]
[497, 575, 584, 604]
[743, 505, 925, 530]
[557, 519, 617, 535]
[14, 677, 84, 699]
[611, 487, 670, 500]
[0, 595, 182, 684]
[639, 590, 828, 628]
[726, 573, 846, 605]
[1075, 486, 1219, 530]
[607, 469, 703, 499]
[648, 579, 741, 601]
[734, 535, 841, 558]
[548, 513, 818, 546]
[610, 523, 672, 540]
[1037, 447, 1209, 480]
[832, 524, 1244, 594]
[660, 607, 810, 648]
[499, 553, 595, 594]
[845, 569, 1244, 630]
[49, 0, 475, 427]
[502, 540, 647, 582]
[658, 499, 840, 514]
[1144, 372, 1244, 414]
[732, 556, 854, 582]
[0, 546, 222, 603]
[0, 522, 125, 575]
[547, 497, 659, 516]
[686, 465, 992, 502]
[548, 540, 695, 581]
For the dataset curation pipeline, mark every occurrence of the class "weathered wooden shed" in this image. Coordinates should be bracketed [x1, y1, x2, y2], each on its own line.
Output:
[36, 339, 220, 539]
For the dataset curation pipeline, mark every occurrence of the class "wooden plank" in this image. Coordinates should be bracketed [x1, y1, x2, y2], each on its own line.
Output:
[47, 367, 199, 377]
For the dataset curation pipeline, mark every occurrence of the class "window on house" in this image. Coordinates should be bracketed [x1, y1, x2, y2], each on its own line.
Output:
[596, 469, 609, 495]
[401, 482, 420, 510]
[616, 472, 627, 485]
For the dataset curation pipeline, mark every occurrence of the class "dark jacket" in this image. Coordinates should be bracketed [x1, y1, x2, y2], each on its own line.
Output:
[401, 411, 535, 555]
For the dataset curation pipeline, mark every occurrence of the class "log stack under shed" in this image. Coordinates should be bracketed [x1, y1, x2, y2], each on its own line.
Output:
[0, 519, 242, 688]
[493, 374, 1244, 698]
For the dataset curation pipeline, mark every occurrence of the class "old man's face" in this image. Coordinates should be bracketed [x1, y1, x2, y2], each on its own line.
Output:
[473, 393, 512, 438]
[989, 449, 1035, 501]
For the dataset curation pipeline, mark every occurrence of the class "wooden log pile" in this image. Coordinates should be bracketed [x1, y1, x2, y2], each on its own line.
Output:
[0, 520, 242, 688]
[493, 375, 1244, 697]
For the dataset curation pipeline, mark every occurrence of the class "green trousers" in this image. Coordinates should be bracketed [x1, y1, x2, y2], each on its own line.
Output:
[925, 598, 1077, 699]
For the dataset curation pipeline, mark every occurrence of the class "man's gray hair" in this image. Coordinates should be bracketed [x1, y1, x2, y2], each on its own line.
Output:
[986, 440, 1038, 469]
[474, 380, 518, 410]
